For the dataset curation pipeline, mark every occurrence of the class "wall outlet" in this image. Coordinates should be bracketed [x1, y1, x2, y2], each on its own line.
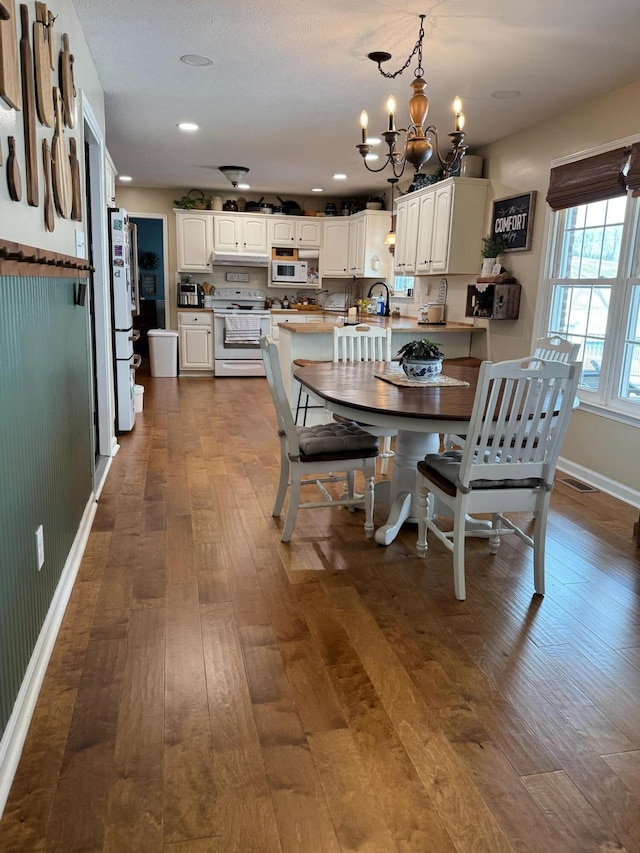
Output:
[35, 525, 44, 571]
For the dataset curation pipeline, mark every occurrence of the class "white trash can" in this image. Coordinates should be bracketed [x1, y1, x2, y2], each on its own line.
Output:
[148, 329, 179, 377]
[134, 384, 144, 412]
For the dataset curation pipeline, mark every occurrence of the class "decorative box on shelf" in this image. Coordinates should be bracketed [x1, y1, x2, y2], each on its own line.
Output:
[465, 277, 521, 320]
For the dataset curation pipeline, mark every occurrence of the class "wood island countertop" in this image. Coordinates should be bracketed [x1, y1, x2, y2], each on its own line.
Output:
[277, 318, 484, 334]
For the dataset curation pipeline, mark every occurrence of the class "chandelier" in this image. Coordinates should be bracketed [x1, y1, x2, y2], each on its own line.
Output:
[356, 15, 467, 179]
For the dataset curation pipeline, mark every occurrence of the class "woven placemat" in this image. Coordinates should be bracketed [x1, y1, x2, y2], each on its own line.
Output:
[375, 367, 470, 388]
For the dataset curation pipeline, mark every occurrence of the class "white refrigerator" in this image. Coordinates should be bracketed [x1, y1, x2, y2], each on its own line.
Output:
[108, 208, 141, 432]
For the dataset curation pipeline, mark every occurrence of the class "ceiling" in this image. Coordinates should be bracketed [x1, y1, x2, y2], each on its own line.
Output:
[73, 0, 640, 200]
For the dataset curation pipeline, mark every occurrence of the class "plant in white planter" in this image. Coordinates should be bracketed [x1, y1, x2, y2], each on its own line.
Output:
[480, 235, 506, 276]
[397, 338, 445, 381]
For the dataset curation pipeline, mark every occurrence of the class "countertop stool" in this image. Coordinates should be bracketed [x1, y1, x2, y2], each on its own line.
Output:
[293, 357, 331, 426]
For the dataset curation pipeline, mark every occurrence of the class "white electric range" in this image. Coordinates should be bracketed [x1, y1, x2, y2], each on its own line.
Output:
[210, 288, 270, 377]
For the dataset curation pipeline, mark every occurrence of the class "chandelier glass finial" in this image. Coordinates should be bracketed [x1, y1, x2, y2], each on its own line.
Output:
[356, 14, 468, 179]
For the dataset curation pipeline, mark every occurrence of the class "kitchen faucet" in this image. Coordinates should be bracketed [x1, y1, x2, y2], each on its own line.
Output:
[367, 281, 390, 317]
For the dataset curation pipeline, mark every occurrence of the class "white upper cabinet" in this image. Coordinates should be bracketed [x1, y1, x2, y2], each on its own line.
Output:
[322, 211, 392, 279]
[395, 177, 489, 276]
[270, 217, 323, 248]
[321, 220, 350, 277]
[394, 195, 420, 274]
[213, 213, 268, 254]
[176, 212, 213, 272]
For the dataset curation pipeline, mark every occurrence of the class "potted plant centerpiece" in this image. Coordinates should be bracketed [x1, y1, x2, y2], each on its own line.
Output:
[397, 338, 445, 381]
[480, 235, 506, 277]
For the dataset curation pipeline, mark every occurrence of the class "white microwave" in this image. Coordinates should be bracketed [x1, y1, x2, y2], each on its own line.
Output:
[271, 260, 308, 283]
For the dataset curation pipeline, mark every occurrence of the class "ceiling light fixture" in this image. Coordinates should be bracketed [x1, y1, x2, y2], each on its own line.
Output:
[357, 14, 467, 179]
[219, 165, 250, 187]
[118, 175, 132, 182]
[178, 122, 199, 132]
[180, 54, 213, 67]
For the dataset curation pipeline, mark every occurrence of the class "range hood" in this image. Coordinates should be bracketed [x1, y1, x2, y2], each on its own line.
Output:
[211, 251, 270, 267]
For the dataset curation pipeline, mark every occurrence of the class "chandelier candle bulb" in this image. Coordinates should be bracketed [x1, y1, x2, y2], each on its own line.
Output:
[387, 95, 396, 131]
[453, 96, 465, 132]
[360, 110, 368, 143]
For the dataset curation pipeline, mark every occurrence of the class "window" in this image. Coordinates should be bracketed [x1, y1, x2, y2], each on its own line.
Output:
[392, 274, 414, 296]
[540, 190, 640, 418]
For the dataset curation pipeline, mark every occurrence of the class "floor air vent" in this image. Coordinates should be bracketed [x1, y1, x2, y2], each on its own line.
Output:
[558, 477, 599, 493]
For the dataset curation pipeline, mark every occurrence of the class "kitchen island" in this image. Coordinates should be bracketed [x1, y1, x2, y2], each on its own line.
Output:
[276, 317, 485, 404]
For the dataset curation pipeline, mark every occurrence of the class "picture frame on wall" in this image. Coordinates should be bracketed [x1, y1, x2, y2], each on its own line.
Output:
[491, 191, 537, 252]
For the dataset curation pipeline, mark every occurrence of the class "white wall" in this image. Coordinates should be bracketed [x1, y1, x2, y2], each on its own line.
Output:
[478, 78, 640, 499]
[0, 0, 105, 254]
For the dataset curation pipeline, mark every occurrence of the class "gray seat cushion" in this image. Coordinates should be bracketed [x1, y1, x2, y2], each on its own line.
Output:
[417, 450, 543, 496]
[296, 422, 379, 462]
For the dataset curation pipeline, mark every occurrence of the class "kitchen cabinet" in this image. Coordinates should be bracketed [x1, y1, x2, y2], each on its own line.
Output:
[213, 213, 268, 254]
[270, 311, 329, 340]
[394, 195, 420, 274]
[396, 177, 489, 276]
[270, 217, 323, 248]
[178, 311, 214, 373]
[321, 211, 391, 279]
[321, 220, 350, 276]
[176, 212, 213, 272]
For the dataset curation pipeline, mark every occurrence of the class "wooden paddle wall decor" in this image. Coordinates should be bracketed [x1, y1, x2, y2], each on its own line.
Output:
[0, 0, 21, 110]
[19, 3, 38, 206]
[1, 3, 84, 226]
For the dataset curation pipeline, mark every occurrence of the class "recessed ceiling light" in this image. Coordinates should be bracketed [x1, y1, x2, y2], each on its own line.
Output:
[118, 175, 132, 182]
[237, 182, 251, 190]
[366, 137, 381, 145]
[180, 54, 213, 66]
[311, 187, 324, 193]
[178, 122, 199, 132]
[491, 90, 521, 100]
[365, 153, 379, 162]
[333, 173, 347, 180]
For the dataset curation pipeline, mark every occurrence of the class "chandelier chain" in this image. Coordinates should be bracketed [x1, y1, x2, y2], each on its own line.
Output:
[376, 15, 426, 79]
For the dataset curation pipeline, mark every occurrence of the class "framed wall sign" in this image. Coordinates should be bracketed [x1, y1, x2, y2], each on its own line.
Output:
[491, 191, 537, 252]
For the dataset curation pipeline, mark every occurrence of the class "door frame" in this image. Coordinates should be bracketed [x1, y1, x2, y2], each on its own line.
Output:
[82, 97, 117, 494]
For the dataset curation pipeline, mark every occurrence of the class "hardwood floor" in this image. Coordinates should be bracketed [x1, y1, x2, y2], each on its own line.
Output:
[1, 371, 640, 852]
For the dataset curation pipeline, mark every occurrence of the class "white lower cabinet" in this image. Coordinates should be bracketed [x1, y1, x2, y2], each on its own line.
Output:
[178, 311, 214, 373]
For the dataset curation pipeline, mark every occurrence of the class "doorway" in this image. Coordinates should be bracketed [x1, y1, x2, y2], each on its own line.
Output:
[130, 215, 169, 357]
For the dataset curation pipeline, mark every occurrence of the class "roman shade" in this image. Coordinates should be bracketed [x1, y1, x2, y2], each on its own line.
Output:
[546, 147, 628, 210]
[626, 142, 640, 197]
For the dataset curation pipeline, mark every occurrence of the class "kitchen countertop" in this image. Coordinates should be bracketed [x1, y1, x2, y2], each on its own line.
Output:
[277, 318, 484, 334]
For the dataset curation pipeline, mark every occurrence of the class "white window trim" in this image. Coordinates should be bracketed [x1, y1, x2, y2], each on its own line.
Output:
[534, 134, 640, 427]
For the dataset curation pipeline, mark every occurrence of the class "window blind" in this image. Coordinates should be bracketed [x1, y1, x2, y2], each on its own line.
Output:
[545, 147, 628, 210]
[625, 142, 640, 197]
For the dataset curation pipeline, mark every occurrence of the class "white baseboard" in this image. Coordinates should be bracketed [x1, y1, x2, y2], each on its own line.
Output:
[557, 456, 640, 508]
[0, 493, 98, 818]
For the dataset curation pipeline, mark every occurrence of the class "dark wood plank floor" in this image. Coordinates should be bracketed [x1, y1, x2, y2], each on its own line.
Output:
[1, 371, 640, 852]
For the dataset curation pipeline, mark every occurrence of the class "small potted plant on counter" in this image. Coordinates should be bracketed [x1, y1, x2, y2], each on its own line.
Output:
[396, 338, 445, 381]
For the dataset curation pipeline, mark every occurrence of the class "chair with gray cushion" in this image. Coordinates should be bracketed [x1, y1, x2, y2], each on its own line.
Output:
[261, 336, 378, 542]
[416, 356, 581, 600]
[445, 336, 580, 451]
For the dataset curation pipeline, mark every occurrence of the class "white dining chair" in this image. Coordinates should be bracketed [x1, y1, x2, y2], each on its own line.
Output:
[333, 324, 397, 475]
[445, 335, 581, 451]
[261, 336, 378, 542]
[416, 356, 581, 600]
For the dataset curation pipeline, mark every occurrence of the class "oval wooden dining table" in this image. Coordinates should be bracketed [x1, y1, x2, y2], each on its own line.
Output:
[295, 359, 482, 545]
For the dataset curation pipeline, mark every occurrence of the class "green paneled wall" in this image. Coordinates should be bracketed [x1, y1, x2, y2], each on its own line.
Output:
[0, 274, 93, 737]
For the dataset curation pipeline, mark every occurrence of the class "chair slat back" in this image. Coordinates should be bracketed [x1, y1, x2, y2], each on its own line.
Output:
[534, 335, 581, 363]
[261, 336, 300, 455]
[459, 357, 581, 489]
[333, 324, 392, 363]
